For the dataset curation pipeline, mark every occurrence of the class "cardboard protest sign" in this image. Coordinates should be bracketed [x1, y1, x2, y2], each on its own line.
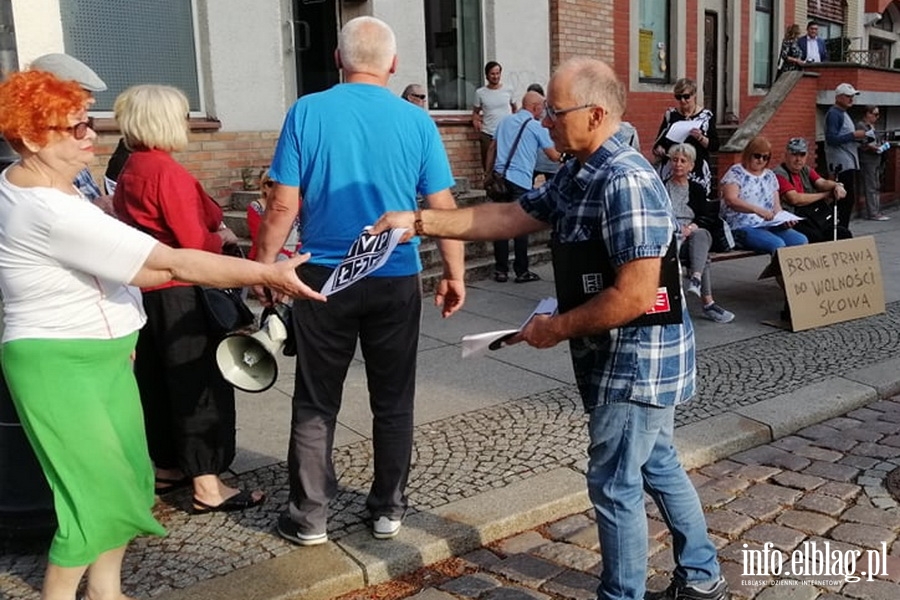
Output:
[319, 227, 407, 296]
[779, 236, 885, 332]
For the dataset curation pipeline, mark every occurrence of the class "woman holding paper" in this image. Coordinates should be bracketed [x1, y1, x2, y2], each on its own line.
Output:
[719, 136, 807, 254]
[652, 78, 719, 195]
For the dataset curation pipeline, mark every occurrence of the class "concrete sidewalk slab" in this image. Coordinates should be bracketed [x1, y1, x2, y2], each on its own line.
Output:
[735, 377, 877, 439]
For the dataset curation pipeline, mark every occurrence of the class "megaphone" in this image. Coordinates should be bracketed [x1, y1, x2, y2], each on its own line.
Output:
[216, 304, 291, 392]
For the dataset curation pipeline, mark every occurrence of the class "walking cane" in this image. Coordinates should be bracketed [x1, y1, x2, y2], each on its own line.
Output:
[833, 200, 838, 241]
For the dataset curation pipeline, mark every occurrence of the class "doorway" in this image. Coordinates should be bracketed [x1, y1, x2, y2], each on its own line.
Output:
[703, 11, 719, 116]
[292, 0, 340, 97]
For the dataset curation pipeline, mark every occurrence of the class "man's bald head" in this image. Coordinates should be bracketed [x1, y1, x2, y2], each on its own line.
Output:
[337, 16, 397, 76]
[553, 57, 625, 121]
[522, 90, 544, 118]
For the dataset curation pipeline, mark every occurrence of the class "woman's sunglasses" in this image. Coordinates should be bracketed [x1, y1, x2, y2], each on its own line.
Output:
[751, 153, 771, 161]
[49, 116, 94, 140]
[674, 93, 693, 101]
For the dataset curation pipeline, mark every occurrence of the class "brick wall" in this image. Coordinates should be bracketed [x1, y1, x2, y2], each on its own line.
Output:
[88, 129, 279, 204]
[549, 0, 615, 67]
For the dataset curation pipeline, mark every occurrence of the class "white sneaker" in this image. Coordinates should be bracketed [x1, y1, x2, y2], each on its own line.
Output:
[685, 276, 702, 298]
[276, 514, 328, 546]
[372, 516, 402, 539]
[702, 302, 735, 324]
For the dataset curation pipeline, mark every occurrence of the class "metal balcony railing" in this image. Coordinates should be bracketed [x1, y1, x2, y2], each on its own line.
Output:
[842, 48, 889, 68]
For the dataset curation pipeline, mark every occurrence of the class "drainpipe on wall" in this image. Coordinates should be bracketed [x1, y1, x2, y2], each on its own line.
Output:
[0, 0, 19, 167]
[0, 0, 17, 76]
[721, 0, 739, 124]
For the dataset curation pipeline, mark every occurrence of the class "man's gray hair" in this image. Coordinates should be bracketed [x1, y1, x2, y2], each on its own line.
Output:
[339, 16, 396, 73]
[558, 57, 625, 120]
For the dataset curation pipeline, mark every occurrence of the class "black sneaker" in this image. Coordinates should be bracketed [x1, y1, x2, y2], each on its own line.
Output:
[645, 576, 729, 600]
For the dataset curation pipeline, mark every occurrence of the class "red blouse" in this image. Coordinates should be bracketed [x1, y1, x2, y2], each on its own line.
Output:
[113, 148, 224, 291]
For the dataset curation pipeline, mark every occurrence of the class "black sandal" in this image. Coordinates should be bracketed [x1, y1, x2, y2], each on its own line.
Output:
[494, 271, 509, 283]
[514, 271, 540, 283]
[192, 489, 266, 514]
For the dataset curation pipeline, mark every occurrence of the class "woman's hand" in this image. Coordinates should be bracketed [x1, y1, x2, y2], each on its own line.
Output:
[216, 227, 239, 245]
[690, 129, 708, 146]
[652, 145, 667, 158]
[681, 224, 695, 239]
[756, 207, 776, 221]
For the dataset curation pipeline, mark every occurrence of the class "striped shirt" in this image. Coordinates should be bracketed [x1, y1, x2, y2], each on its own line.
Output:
[519, 130, 696, 410]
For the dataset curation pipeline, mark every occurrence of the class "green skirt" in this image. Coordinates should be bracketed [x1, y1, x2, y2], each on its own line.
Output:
[1, 333, 166, 567]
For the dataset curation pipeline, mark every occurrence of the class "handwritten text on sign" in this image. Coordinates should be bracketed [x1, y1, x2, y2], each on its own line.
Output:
[778, 236, 885, 332]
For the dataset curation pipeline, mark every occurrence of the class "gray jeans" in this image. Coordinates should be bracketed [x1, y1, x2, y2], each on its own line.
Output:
[859, 155, 882, 218]
[682, 228, 713, 298]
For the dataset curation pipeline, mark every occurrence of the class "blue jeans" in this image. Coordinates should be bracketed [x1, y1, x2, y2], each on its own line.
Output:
[587, 403, 720, 600]
[733, 226, 807, 255]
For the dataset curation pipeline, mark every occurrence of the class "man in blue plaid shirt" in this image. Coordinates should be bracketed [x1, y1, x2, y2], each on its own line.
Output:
[374, 57, 726, 600]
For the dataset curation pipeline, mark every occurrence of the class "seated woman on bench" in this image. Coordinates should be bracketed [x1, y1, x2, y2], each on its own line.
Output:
[720, 135, 807, 254]
[664, 144, 735, 323]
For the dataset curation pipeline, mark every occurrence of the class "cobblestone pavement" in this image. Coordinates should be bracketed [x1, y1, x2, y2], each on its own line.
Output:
[343, 397, 900, 600]
[2, 302, 900, 599]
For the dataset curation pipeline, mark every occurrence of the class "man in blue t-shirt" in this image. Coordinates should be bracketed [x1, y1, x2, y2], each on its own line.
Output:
[254, 16, 465, 546]
[486, 91, 559, 282]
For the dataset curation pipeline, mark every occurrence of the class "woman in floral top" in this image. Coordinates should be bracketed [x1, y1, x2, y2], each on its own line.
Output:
[720, 136, 807, 254]
[777, 24, 804, 77]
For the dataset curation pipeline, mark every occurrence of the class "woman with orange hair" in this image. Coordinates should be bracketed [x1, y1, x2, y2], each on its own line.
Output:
[0, 70, 321, 600]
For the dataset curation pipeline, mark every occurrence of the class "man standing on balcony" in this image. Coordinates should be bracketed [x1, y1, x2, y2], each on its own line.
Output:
[825, 83, 868, 229]
[798, 21, 828, 63]
[254, 16, 465, 546]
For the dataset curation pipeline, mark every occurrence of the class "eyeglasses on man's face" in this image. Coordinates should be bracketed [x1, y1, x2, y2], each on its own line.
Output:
[674, 93, 693, 101]
[542, 101, 596, 122]
[790, 152, 807, 157]
[751, 153, 771, 161]
[49, 116, 94, 141]
[408, 93, 426, 100]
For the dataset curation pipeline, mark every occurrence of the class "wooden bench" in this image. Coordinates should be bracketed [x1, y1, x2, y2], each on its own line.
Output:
[708, 249, 762, 263]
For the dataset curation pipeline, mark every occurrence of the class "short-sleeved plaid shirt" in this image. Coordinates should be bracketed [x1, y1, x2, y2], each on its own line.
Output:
[519, 130, 695, 410]
[73, 168, 101, 201]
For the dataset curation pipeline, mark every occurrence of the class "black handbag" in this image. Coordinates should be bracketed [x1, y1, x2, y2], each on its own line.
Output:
[485, 119, 530, 202]
[196, 244, 255, 337]
[197, 286, 255, 337]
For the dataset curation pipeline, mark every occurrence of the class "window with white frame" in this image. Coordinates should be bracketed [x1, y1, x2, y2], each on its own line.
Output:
[638, 0, 670, 83]
[424, 0, 483, 110]
[59, 0, 201, 112]
[753, 0, 774, 87]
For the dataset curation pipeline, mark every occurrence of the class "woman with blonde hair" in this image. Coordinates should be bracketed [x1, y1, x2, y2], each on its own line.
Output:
[720, 136, 807, 254]
[0, 70, 318, 600]
[113, 85, 266, 514]
[777, 24, 804, 77]
[652, 78, 718, 195]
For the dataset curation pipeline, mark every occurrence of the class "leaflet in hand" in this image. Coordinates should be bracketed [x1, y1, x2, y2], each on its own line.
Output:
[665, 120, 704, 144]
[460, 297, 558, 359]
[753, 210, 804, 228]
[319, 227, 407, 296]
